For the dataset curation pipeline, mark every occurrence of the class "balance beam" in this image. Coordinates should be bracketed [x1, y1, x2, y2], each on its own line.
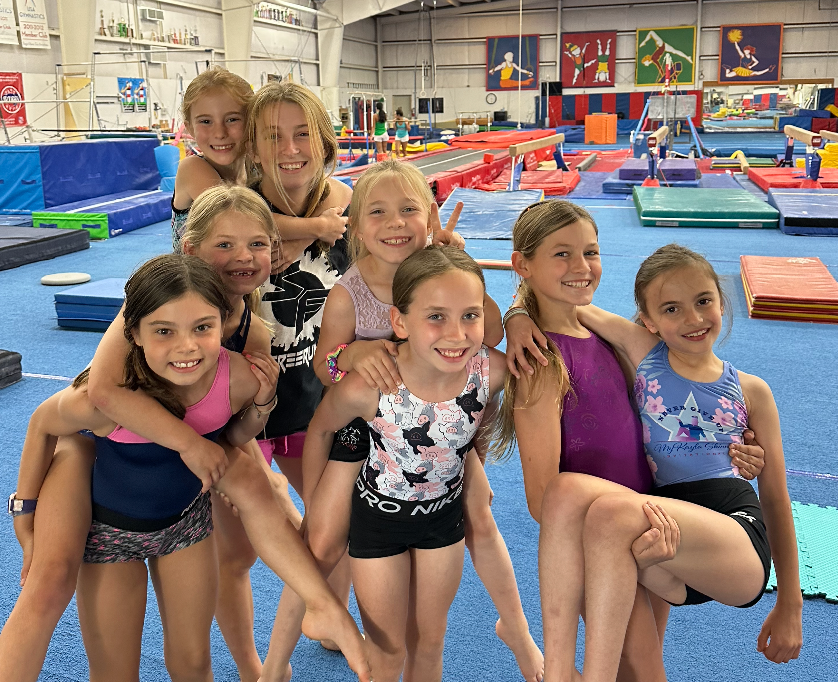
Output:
[784, 125, 823, 148]
[509, 134, 565, 158]
[647, 126, 670, 149]
[820, 130, 838, 144]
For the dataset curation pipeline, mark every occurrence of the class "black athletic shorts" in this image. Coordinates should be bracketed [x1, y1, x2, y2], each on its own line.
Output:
[348, 474, 465, 559]
[656, 477, 771, 608]
[329, 417, 370, 463]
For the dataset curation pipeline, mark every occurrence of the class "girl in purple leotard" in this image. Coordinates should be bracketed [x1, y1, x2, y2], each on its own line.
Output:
[495, 200, 766, 682]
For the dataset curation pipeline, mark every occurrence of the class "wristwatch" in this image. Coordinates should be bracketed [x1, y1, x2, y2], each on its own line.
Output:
[7, 493, 37, 517]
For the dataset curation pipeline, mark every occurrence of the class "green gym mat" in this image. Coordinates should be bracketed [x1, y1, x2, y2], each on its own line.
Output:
[710, 158, 776, 169]
[766, 502, 838, 602]
[632, 187, 779, 228]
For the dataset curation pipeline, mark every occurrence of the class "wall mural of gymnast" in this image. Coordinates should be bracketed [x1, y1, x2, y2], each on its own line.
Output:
[486, 35, 539, 91]
[560, 31, 617, 89]
[718, 24, 783, 84]
[635, 26, 696, 87]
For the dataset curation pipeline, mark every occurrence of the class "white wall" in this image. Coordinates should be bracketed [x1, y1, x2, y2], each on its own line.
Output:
[378, 0, 838, 124]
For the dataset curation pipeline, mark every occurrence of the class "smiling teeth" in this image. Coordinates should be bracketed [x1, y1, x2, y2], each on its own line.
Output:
[230, 271, 253, 276]
[212, 144, 234, 150]
[173, 360, 200, 368]
[564, 281, 590, 288]
[383, 237, 410, 245]
[684, 330, 707, 337]
[438, 349, 464, 358]
[279, 162, 303, 170]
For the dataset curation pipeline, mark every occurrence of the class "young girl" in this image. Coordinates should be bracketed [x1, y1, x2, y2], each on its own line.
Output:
[8, 255, 368, 680]
[373, 101, 389, 156]
[393, 108, 409, 157]
[498, 201, 768, 682]
[171, 67, 253, 250]
[260, 160, 543, 682]
[308, 245, 507, 681]
[515, 242, 802, 681]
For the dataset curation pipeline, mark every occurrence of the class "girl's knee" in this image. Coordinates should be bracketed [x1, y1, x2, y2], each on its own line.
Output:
[584, 494, 644, 539]
[165, 645, 212, 680]
[25, 558, 81, 615]
[306, 525, 347, 569]
[463, 501, 497, 543]
[216, 545, 257, 574]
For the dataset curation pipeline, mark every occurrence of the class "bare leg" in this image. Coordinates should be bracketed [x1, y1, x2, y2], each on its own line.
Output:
[215, 448, 369, 682]
[0, 435, 94, 682]
[76, 560, 148, 682]
[211, 493, 262, 682]
[149, 537, 217, 682]
[403, 542, 466, 682]
[539, 473, 670, 682]
[462, 450, 543, 681]
[580, 492, 766, 682]
[259, 459, 363, 682]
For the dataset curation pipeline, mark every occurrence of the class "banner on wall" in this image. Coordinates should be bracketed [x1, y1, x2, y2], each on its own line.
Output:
[718, 24, 783, 84]
[561, 31, 617, 89]
[118, 77, 147, 113]
[0, 72, 27, 126]
[14, 0, 50, 49]
[486, 35, 539, 91]
[635, 26, 696, 87]
[0, 0, 19, 45]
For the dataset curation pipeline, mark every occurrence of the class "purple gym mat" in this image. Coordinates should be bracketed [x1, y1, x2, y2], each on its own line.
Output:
[659, 158, 698, 181]
[618, 158, 648, 181]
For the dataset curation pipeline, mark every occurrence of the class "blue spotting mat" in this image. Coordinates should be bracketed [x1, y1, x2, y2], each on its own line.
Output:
[766, 502, 838, 602]
[439, 187, 544, 239]
[36, 190, 173, 238]
[39, 138, 161, 207]
[698, 173, 743, 189]
[767, 189, 838, 236]
[54, 302, 123, 321]
[0, 146, 44, 212]
[568, 171, 624, 200]
[602, 171, 700, 195]
[54, 278, 126, 306]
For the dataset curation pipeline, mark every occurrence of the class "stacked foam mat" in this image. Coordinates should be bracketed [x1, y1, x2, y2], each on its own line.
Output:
[767, 189, 838, 235]
[0, 226, 89, 271]
[740, 256, 838, 323]
[0, 350, 22, 389]
[54, 278, 126, 331]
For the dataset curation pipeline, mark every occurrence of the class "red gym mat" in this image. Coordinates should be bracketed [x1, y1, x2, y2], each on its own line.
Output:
[585, 149, 632, 173]
[477, 169, 581, 195]
[449, 129, 556, 149]
[740, 255, 838, 323]
[747, 167, 838, 191]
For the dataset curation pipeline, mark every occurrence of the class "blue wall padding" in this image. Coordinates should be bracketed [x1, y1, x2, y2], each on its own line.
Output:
[587, 94, 603, 114]
[39, 139, 161, 207]
[438, 187, 544, 239]
[816, 89, 836, 111]
[615, 93, 632, 120]
[153, 144, 180, 178]
[778, 117, 813, 132]
[617, 120, 640, 134]
[794, 109, 831, 119]
[160, 176, 176, 192]
[0, 146, 45, 212]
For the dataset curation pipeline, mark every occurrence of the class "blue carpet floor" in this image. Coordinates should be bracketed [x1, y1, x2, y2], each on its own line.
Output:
[1, 207, 837, 681]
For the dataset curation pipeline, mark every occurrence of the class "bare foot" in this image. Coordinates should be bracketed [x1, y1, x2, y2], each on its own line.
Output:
[301, 600, 370, 682]
[257, 663, 292, 682]
[320, 639, 341, 652]
[496, 617, 545, 682]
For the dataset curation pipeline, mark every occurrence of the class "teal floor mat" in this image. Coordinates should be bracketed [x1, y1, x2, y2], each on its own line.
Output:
[766, 501, 838, 602]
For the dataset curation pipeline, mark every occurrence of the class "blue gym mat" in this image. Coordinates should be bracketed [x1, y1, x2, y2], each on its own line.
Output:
[439, 187, 544, 239]
[767, 189, 838, 236]
[54, 278, 125, 330]
[602, 172, 700, 195]
[568, 172, 626, 200]
[698, 173, 743, 189]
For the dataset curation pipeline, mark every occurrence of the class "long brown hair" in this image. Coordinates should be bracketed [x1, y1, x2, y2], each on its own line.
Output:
[75, 255, 233, 419]
[634, 243, 732, 339]
[492, 200, 597, 460]
[246, 82, 338, 224]
[392, 245, 485, 315]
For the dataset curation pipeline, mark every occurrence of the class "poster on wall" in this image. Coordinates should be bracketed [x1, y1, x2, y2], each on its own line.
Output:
[561, 31, 616, 88]
[0, 72, 27, 126]
[635, 26, 696, 87]
[718, 24, 783, 84]
[0, 0, 19, 45]
[118, 77, 147, 113]
[486, 35, 539, 91]
[14, 0, 50, 49]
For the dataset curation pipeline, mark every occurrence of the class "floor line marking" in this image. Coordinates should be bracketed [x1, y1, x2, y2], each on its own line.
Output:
[23, 372, 73, 382]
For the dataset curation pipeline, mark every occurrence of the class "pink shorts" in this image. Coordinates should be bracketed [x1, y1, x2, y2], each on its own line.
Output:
[258, 431, 306, 466]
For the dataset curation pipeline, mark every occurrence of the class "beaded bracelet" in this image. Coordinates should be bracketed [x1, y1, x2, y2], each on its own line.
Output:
[326, 343, 349, 383]
[502, 307, 530, 327]
[253, 394, 278, 418]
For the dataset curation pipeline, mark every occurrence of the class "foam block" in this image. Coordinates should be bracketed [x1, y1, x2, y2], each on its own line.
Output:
[749, 167, 838, 191]
[54, 278, 126, 306]
[658, 158, 698, 181]
[633, 188, 779, 228]
[618, 159, 648, 181]
[767, 189, 838, 236]
[0, 349, 22, 389]
[740, 255, 838, 323]
[0, 225, 90, 272]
